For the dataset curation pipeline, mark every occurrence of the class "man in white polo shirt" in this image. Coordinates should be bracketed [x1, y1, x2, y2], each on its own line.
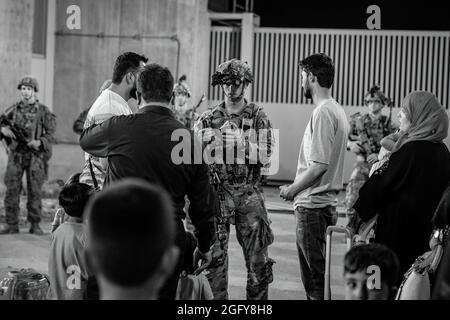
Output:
[79, 52, 147, 190]
[280, 53, 349, 300]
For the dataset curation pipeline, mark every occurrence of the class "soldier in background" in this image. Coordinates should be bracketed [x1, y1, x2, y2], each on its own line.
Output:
[0, 76, 56, 235]
[193, 59, 275, 300]
[345, 85, 397, 219]
[172, 75, 201, 130]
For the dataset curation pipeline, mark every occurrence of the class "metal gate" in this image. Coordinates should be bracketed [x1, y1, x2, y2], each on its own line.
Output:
[210, 27, 450, 108]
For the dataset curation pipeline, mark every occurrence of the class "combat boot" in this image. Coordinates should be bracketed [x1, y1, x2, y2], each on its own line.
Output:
[29, 222, 44, 235]
[0, 224, 20, 235]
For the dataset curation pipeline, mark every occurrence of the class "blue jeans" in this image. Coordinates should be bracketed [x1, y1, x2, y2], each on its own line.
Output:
[295, 206, 337, 300]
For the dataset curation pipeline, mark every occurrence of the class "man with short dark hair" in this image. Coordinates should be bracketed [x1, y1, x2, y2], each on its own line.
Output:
[80, 63, 216, 300]
[85, 178, 179, 300]
[79, 52, 147, 190]
[280, 53, 349, 300]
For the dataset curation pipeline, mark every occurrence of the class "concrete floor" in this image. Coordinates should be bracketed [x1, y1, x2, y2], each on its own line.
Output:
[0, 144, 349, 300]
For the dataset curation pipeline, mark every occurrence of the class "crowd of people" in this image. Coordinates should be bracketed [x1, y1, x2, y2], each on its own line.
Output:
[0, 50, 449, 300]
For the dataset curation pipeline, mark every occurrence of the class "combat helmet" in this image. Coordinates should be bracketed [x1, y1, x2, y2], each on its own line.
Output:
[173, 75, 192, 97]
[364, 84, 392, 106]
[17, 76, 39, 92]
[211, 59, 254, 87]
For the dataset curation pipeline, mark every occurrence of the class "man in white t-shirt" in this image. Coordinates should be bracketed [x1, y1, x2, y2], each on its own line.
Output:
[79, 52, 148, 190]
[279, 53, 349, 300]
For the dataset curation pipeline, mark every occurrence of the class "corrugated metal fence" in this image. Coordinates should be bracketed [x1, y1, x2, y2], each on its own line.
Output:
[209, 27, 450, 108]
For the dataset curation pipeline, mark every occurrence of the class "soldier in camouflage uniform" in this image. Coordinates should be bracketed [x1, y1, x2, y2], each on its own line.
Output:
[172, 75, 199, 129]
[0, 76, 56, 235]
[345, 85, 397, 218]
[193, 59, 275, 300]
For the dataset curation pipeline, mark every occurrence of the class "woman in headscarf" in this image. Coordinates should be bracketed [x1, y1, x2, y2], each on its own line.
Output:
[353, 91, 450, 281]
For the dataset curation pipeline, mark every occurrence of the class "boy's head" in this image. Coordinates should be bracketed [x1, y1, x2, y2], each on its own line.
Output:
[344, 243, 400, 300]
[58, 175, 94, 218]
[65, 172, 81, 185]
[85, 178, 179, 300]
[182, 231, 198, 275]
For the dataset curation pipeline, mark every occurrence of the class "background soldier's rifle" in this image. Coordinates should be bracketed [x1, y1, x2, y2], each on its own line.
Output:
[385, 97, 395, 133]
[192, 93, 206, 118]
[188, 93, 206, 129]
[0, 114, 37, 154]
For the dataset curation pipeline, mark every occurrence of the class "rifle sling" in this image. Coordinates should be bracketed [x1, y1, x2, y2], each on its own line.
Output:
[88, 157, 100, 192]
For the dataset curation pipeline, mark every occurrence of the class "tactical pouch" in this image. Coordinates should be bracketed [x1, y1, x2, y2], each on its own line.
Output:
[253, 189, 274, 251]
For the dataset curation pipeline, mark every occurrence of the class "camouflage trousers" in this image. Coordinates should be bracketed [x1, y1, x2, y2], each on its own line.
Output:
[345, 160, 370, 217]
[206, 184, 275, 300]
[4, 151, 46, 226]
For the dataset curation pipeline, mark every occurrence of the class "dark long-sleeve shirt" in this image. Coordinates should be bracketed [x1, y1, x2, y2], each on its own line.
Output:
[354, 141, 450, 276]
[79, 105, 216, 252]
[432, 183, 450, 229]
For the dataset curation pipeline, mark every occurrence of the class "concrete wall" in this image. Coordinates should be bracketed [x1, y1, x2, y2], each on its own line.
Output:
[0, 0, 34, 112]
[53, 0, 210, 143]
[0, 0, 34, 184]
[205, 101, 450, 183]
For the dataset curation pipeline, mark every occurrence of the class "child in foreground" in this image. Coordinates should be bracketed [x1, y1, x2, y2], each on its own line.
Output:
[176, 231, 214, 300]
[47, 177, 94, 299]
[344, 243, 400, 300]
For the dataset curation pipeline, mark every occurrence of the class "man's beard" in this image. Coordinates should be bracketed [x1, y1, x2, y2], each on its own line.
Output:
[303, 83, 312, 99]
[130, 87, 138, 100]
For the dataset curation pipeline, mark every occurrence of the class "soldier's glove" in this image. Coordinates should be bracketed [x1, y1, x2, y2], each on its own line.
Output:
[348, 140, 364, 154]
[0, 126, 16, 139]
[27, 139, 42, 151]
[198, 128, 217, 143]
[366, 153, 379, 165]
[222, 129, 244, 150]
[193, 247, 213, 275]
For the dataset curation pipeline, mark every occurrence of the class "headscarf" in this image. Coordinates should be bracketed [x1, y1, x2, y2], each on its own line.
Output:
[392, 91, 449, 153]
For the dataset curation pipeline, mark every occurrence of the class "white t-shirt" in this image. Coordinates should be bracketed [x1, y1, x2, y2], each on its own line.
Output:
[79, 89, 132, 189]
[294, 99, 349, 209]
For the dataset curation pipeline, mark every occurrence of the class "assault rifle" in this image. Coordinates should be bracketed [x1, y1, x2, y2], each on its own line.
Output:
[188, 94, 206, 129]
[385, 97, 395, 133]
[0, 114, 34, 152]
